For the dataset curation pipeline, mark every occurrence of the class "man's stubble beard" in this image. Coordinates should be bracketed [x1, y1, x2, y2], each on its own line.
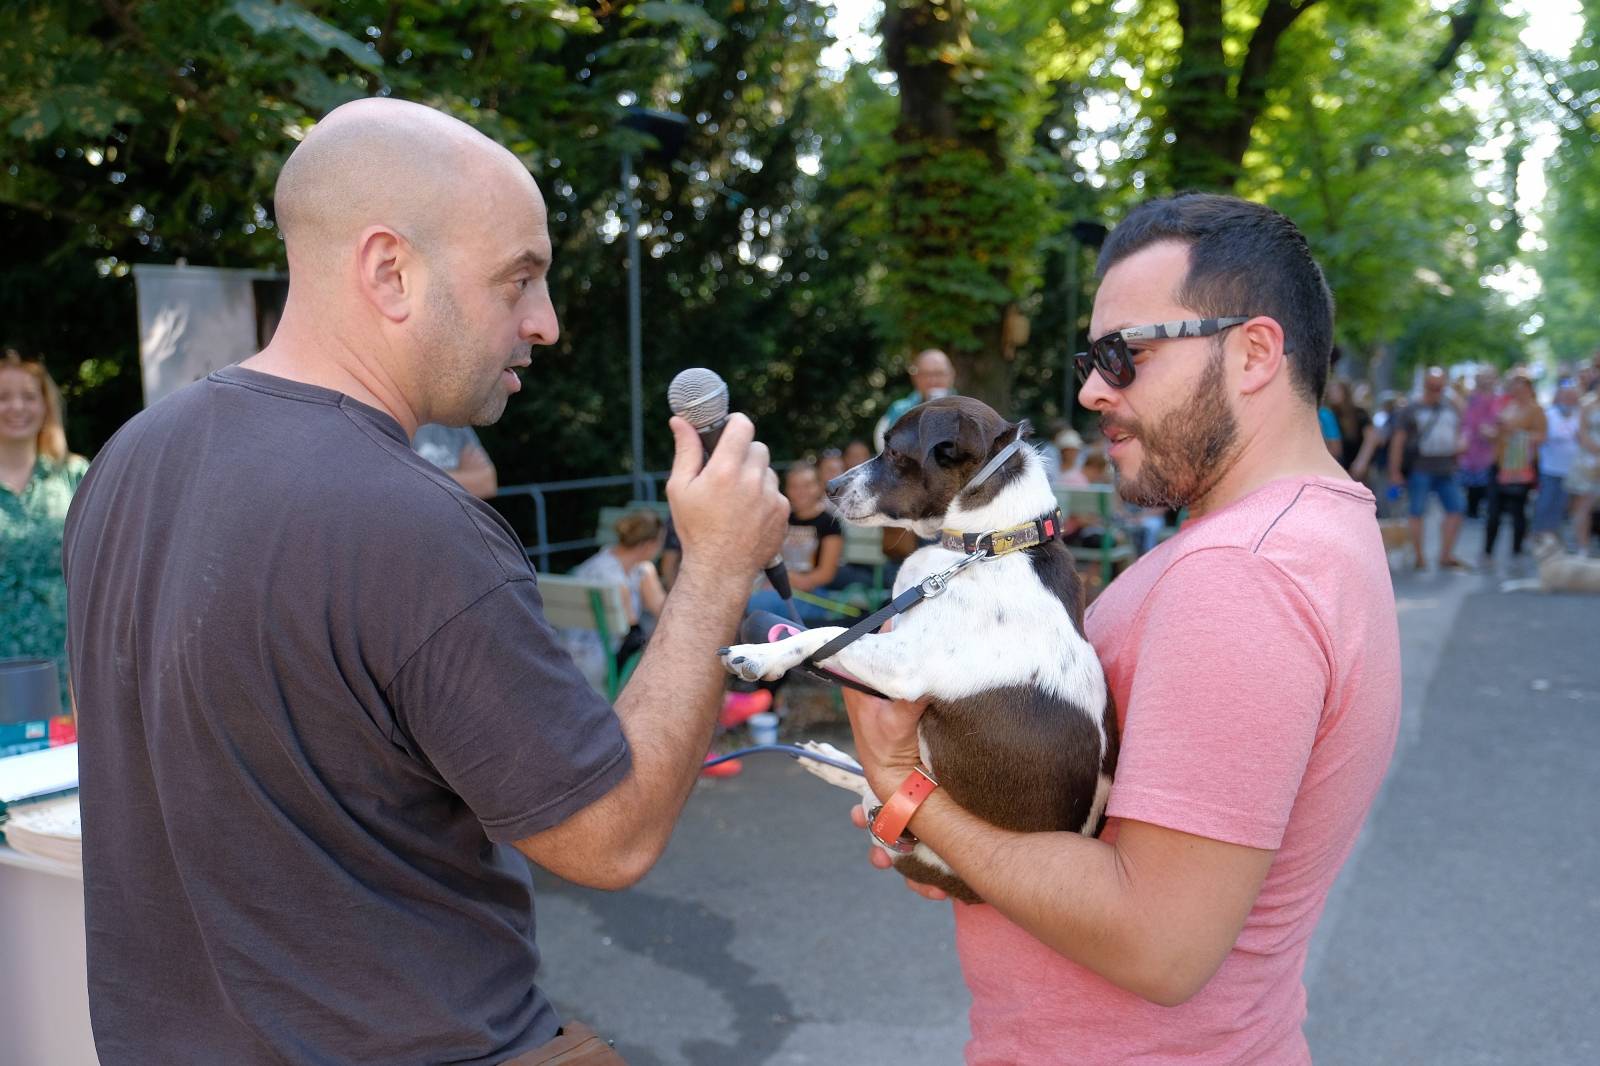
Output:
[1115, 348, 1240, 511]
[420, 280, 510, 428]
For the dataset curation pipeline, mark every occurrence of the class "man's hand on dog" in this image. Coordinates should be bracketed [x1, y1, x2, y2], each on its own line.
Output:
[840, 687, 926, 798]
[841, 687, 949, 899]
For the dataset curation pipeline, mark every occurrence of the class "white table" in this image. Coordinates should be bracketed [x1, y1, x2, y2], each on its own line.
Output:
[0, 844, 99, 1065]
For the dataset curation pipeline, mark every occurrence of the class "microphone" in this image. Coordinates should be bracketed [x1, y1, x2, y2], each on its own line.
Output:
[667, 368, 794, 604]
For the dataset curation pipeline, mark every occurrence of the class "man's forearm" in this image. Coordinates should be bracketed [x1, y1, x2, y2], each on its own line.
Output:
[604, 559, 751, 861]
[905, 794, 1148, 991]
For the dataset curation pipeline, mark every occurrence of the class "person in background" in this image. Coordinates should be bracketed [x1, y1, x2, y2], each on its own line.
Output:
[748, 462, 844, 625]
[1482, 371, 1547, 569]
[816, 448, 846, 490]
[1532, 379, 1583, 539]
[1388, 367, 1468, 571]
[0, 350, 87, 714]
[413, 422, 497, 499]
[1459, 367, 1505, 519]
[842, 438, 872, 471]
[1318, 396, 1342, 459]
[1567, 383, 1600, 555]
[1324, 379, 1370, 473]
[1349, 390, 1404, 518]
[1051, 427, 1089, 488]
[874, 348, 956, 450]
[561, 510, 668, 682]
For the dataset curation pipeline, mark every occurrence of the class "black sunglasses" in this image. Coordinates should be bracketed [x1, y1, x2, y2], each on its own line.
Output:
[1074, 317, 1251, 389]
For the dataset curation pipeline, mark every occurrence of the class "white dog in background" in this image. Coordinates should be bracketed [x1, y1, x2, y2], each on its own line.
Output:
[1499, 532, 1600, 595]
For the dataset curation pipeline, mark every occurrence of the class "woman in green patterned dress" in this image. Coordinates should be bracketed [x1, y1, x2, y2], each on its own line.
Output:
[1, 350, 88, 714]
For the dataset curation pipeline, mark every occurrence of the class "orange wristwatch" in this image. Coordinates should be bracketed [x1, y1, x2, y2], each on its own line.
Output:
[867, 766, 939, 854]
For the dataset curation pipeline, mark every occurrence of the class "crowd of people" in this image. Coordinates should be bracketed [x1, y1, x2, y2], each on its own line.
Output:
[1338, 356, 1600, 571]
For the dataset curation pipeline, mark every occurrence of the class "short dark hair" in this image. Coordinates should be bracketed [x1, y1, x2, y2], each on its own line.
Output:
[1097, 193, 1335, 405]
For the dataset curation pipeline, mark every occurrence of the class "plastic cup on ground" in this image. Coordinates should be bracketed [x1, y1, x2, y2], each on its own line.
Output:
[748, 712, 780, 747]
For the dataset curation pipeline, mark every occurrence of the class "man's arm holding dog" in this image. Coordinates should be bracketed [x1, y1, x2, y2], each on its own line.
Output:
[843, 553, 1325, 1007]
[844, 692, 1272, 1007]
[514, 415, 788, 889]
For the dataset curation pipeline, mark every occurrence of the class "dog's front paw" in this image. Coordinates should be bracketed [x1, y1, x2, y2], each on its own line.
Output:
[719, 642, 790, 682]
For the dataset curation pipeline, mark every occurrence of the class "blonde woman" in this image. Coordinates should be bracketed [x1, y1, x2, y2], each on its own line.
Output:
[0, 350, 88, 713]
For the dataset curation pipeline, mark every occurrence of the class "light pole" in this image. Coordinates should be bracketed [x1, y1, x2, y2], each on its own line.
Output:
[618, 107, 688, 501]
[1063, 219, 1108, 416]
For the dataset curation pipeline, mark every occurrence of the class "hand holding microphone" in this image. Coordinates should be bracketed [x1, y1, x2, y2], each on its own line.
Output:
[665, 369, 788, 589]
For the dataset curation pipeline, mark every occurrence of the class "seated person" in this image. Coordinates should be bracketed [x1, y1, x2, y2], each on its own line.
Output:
[557, 510, 667, 687]
[748, 463, 845, 625]
[411, 424, 497, 500]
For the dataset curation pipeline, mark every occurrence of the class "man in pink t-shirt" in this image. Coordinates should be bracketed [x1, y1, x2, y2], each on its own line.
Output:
[844, 193, 1401, 1064]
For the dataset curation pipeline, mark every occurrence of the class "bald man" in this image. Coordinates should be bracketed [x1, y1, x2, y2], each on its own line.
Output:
[63, 98, 787, 1066]
[873, 347, 956, 450]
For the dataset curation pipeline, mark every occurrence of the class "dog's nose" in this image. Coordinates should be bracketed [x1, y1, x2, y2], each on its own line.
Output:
[826, 474, 848, 496]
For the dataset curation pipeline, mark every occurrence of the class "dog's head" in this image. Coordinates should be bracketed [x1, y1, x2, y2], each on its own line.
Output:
[1530, 531, 1564, 564]
[828, 396, 1028, 536]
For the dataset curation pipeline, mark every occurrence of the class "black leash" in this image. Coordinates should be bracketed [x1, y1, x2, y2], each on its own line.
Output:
[804, 537, 991, 667]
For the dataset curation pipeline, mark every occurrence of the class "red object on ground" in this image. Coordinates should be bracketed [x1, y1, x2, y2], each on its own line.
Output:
[699, 753, 743, 778]
[718, 689, 773, 730]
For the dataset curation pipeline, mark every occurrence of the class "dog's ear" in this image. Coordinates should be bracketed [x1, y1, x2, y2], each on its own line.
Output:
[917, 406, 990, 468]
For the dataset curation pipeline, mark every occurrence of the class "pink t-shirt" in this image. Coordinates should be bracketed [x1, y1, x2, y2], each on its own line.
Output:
[954, 476, 1401, 1065]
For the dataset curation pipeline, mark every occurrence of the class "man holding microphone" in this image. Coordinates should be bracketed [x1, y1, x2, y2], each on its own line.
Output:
[64, 98, 787, 1065]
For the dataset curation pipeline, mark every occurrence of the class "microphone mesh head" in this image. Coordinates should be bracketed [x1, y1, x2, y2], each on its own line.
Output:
[667, 368, 729, 430]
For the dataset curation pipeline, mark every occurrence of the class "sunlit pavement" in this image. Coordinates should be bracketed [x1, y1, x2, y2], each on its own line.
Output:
[531, 518, 1600, 1065]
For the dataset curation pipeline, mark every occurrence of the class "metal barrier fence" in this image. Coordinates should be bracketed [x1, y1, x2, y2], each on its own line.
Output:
[493, 472, 664, 573]
[495, 459, 800, 573]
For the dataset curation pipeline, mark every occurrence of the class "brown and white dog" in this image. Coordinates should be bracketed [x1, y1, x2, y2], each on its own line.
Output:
[718, 397, 1119, 902]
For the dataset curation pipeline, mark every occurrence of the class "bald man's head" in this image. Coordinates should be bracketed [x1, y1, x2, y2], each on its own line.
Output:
[267, 98, 558, 430]
[911, 348, 955, 398]
[275, 98, 537, 275]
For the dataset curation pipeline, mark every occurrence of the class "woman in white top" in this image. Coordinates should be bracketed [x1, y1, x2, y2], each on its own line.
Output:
[559, 511, 668, 685]
[573, 510, 668, 637]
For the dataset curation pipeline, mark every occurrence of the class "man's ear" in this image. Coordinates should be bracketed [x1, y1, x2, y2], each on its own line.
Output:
[1238, 316, 1288, 396]
[355, 224, 417, 324]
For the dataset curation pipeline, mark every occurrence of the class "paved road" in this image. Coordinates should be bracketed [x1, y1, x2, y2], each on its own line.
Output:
[531, 524, 1600, 1064]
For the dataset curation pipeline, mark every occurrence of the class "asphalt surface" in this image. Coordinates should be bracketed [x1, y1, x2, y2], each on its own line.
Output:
[530, 520, 1600, 1065]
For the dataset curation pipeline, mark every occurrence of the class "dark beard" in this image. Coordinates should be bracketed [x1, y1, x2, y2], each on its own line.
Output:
[1114, 349, 1238, 510]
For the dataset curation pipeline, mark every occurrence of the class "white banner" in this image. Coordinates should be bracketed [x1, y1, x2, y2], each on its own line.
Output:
[132, 264, 283, 408]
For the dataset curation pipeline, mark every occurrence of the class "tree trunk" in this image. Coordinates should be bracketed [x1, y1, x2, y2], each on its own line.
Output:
[1164, 0, 1323, 192]
[881, 0, 1014, 411]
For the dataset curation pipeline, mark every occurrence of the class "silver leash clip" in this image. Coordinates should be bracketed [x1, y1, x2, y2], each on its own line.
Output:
[919, 538, 991, 598]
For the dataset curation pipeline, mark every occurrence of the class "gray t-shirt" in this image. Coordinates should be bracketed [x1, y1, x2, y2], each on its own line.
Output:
[413, 422, 483, 471]
[1397, 400, 1462, 476]
[63, 366, 630, 1066]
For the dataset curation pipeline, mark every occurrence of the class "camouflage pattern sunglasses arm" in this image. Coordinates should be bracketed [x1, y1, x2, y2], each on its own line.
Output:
[1115, 316, 1252, 343]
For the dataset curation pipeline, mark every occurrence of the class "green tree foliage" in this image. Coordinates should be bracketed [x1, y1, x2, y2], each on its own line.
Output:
[0, 0, 1584, 499]
[1235, 0, 1526, 374]
[1532, 0, 1600, 363]
[0, 0, 877, 481]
